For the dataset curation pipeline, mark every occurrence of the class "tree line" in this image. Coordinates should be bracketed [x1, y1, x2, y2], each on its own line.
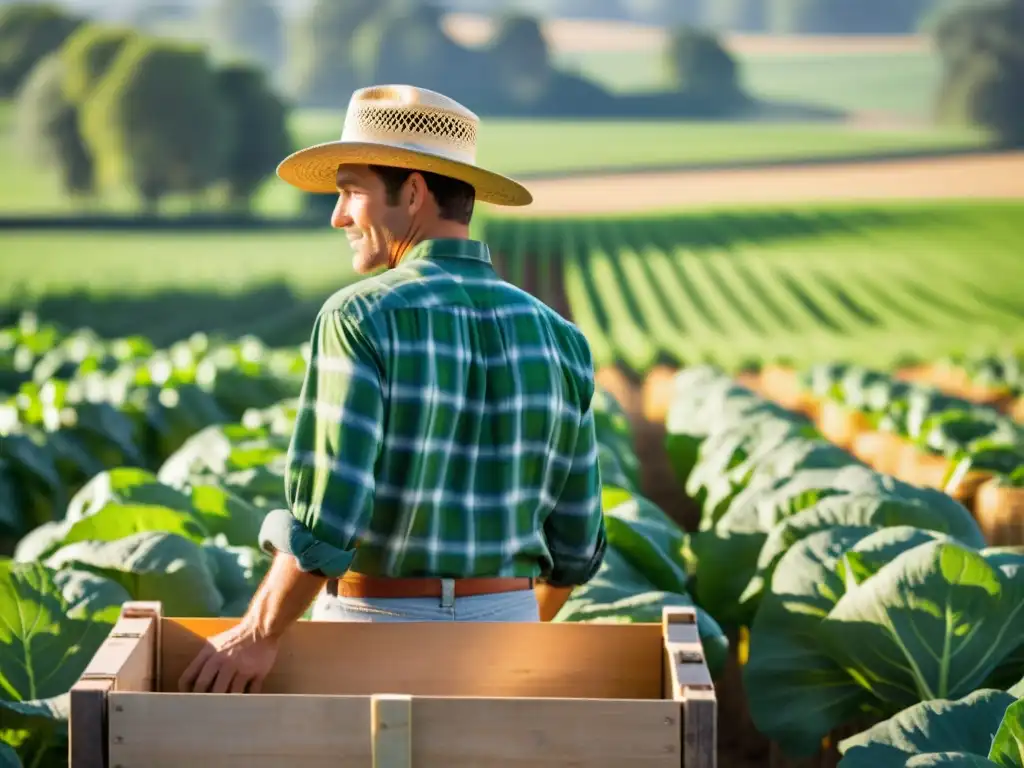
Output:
[932, 0, 1024, 147]
[0, 0, 1020, 217]
[282, 0, 746, 117]
[0, 0, 752, 218]
[3, 3, 291, 214]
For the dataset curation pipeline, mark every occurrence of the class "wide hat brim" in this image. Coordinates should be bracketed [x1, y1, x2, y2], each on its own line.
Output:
[277, 140, 533, 207]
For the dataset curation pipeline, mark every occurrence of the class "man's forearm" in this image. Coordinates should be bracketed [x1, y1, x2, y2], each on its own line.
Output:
[243, 552, 328, 640]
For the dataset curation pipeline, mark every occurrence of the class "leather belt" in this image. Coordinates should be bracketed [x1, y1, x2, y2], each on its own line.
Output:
[325, 572, 534, 599]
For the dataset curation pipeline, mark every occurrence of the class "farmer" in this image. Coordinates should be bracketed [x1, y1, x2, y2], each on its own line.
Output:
[179, 85, 606, 694]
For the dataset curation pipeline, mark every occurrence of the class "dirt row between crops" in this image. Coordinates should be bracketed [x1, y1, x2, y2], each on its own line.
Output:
[443, 13, 929, 55]
[490, 152, 1024, 215]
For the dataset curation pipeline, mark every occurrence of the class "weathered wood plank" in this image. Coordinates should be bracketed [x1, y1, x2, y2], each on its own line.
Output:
[106, 692, 680, 768]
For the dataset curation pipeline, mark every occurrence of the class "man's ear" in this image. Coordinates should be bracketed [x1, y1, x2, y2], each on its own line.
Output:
[405, 172, 428, 215]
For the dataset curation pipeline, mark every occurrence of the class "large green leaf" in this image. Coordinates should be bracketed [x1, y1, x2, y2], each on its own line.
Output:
[156, 423, 286, 488]
[742, 492, 985, 609]
[44, 532, 223, 617]
[0, 461, 21, 539]
[837, 688, 1016, 767]
[664, 370, 746, 485]
[0, 561, 118, 702]
[66, 503, 207, 547]
[692, 466, 870, 626]
[11, 522, 70, 564]
[819, 541, 1024, 707]
[189, 484, 265, 546]
[1, 432, 64, 536]
[66, 467, 193, 522]
[989, 699, 1024, 767]
[552, 548, 728, 677]
[20, 503, 209, 564]
[745, 526, 950, 757]
[591, 385, 640, 490]
[695, 466, 974, 626]
[150, 383, 233, 460]
[905, 753, 1001, 766]
[702, 435, 852, 531]
[596, 442, 637, 493]
[53, 568, 131, 623]
[602, 487, 690, 594]
[0, 742, 21, 767]
[0, 694, 69, 768]
[66, 467, 265, 547]
[744, 526, 878, 757]
[685, 416, 808, 512]
[203, 536, 270, 617]
[214, 461, 289, 509]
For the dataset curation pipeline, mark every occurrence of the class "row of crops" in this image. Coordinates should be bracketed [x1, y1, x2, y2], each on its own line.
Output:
[658, 361, 1024, 765]
[6, 202, 1022, 371]
[755, 357, 1024, 522]
[0, 313, 724, 767]
[483, 201, 1024, 373]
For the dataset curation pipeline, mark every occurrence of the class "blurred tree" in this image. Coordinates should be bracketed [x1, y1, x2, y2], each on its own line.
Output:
[487, 12, 552, 108]
[666, 27, 744, 105]
[214, 62, 292, 212]
[351, 1, 462, 90]
[210, 0, 284, 80]
[0, 2, 82, 97]
[14, 52, 93, 199]
[932, 0, 1021, 65]
[81, 38, 231, 213]
[933, 0, 1024, 146]
[291, 0, 376, 108]
[59, 23, 139, 104]
[938, 50, 1024, 144]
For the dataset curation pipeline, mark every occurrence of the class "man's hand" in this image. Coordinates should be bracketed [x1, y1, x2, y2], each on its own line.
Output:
[534, 582, 575, 622]
[178, 551, 327, 693]
[178, 621, 280, 694]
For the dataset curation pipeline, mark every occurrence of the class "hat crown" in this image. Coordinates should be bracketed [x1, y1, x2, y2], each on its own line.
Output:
[340, 85, 479, 166]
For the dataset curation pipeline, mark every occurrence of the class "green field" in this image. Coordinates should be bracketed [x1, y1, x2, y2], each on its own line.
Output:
[5, 201, 1023, 372]
[482, 200, 1024, 372]
[0, 228, 358, 346]
[556, 47, 944, 118]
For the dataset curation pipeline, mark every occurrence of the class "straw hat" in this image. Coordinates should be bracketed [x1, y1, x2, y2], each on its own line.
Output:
[277, 84, 533, 206]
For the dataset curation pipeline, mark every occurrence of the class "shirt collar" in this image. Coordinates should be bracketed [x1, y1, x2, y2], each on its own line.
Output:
[398, 238, 492, 267]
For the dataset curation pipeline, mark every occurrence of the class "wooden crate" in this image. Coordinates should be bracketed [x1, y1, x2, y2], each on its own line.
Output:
[70, 601, 717, 767]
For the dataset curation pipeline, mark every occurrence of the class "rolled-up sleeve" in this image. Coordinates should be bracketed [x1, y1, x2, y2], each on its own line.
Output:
[542, 402, 606, 587]
[258, 307, 384, 577]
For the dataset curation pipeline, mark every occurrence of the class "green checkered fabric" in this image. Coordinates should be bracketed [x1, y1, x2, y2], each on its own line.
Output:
[259, 238, 606, 586]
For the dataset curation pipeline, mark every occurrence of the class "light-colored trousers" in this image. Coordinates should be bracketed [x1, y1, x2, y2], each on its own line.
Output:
[310, 579, 541, 623]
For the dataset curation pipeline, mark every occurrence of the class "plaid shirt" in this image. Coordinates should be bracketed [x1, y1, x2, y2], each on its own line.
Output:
[259, 238, 606, 587]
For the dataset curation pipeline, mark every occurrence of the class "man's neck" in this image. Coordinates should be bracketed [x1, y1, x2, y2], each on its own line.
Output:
[390, 221, 471, 268]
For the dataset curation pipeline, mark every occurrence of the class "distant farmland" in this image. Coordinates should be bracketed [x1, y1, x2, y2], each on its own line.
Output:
[483, 200, 1024, 372]
[7, 200, 1021, 372]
